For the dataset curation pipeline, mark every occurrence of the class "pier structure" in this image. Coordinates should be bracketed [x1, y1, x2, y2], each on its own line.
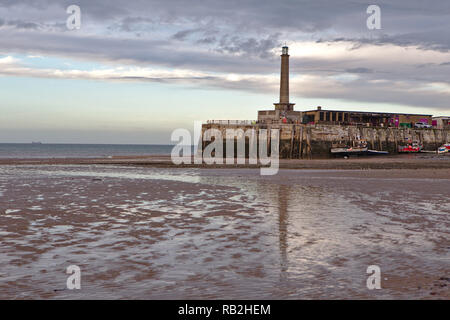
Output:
[202, 46, 450, 158]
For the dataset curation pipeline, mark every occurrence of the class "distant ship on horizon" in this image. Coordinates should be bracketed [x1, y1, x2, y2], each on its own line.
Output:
[31, 141, 43, 144]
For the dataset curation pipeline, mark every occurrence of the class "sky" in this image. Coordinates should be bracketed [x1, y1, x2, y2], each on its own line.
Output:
[0, 0, 449, 144]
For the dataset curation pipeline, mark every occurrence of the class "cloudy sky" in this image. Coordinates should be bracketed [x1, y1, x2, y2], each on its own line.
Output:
[1, 0, 449, 143]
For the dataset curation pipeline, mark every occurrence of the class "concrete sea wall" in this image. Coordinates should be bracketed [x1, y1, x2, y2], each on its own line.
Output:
[201, 123, 450, 158]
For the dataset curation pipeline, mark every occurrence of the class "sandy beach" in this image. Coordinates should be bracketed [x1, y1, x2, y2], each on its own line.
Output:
[0, 157, 449, 299]
[1, 153, 450, 170]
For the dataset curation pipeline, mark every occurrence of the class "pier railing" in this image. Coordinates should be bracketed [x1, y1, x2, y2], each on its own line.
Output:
[206, 120, 257, 125]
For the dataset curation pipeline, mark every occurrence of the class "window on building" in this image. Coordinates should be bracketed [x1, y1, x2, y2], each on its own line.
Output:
[320, 112, 324, 121]
[344, 113, 349, 122]
[326, 112, 330, 121]
[332, 112, 336, 121]
[338, 113, 343, 122]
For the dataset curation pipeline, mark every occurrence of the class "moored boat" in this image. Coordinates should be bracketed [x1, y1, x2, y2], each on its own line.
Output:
[367, 150, 389, 155]
[330, 139, 389, 157]
[330, 146, 368, 155]
[398, 141, 422, 153]
[437, 144, 450, 154]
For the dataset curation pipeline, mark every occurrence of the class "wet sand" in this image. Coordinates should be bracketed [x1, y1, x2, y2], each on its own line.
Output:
[0, 162, 449, 299]
[0, 153, 450, 170]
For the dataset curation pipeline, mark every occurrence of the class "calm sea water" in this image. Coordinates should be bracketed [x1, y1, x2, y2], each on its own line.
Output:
[0, 143, 175, 159]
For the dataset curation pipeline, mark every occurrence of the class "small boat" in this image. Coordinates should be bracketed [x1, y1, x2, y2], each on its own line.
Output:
[438, 147, 448, 154]
[398, 141, 422, 153]
[437, 144, 450, 154]
[330, 146, 368, 154]
[367, 150, 389, 155]
[331, 140, 369, 157]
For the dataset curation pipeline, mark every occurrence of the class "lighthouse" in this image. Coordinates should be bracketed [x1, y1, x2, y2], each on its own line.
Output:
[274, 46, 295, 112]
[257, 45, 302, 124]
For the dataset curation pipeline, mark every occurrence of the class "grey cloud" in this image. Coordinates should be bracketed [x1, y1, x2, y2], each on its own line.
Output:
[0, 29, 277, 73]
[1, 1, 449, 31]
[196, 37, 217, 44]
[295, 80, 450, 111]
[0, 0, 449, 112]
[328, 31, 450, 52]
[2, 1, 450, 52]
[113, 75, 218, 83]
[111, 17, 154, 33]
[0, 18, 65, 32]
[7, 19, 40, 29]
[171, 28, 201, 41]
[216, 34, 281, 59]
[0, 19, 42, 30]
[416, 63, 436, 68]
[345, 68, 373, 74]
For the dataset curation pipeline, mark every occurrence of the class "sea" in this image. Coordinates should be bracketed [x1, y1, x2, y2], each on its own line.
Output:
[0, 143, 176, 159]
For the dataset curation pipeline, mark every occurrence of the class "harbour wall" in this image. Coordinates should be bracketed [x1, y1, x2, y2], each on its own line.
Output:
[201, 123, 450, 158]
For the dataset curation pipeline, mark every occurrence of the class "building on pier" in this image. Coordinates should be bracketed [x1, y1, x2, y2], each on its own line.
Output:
[302, 107, 432, 128]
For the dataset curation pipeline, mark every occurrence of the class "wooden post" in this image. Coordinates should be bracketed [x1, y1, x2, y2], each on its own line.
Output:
[306, 127, 312, 159]
[299, 126, 303, 159]
[433, 129, 437, 152]
[289, 127, 294, 159]
[348, 126, 352, 148]
[370, 129, 375, 150]
[393, 128, 398, 153]
[377, 129, 382, 151]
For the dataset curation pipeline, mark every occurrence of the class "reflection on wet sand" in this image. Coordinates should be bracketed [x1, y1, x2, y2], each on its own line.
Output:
[277, 185, 289, 275]
[0, 165, 448, 299]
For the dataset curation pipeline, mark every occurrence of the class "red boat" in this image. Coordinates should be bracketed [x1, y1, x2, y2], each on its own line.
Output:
[398, 141, 422, 153]
[437, 143, 450, 154]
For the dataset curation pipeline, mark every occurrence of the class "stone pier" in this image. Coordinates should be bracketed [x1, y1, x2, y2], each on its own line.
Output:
[201, 123, 450, 158]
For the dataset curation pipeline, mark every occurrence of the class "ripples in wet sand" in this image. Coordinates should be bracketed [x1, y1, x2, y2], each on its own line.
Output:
[0, 165, 448, 299]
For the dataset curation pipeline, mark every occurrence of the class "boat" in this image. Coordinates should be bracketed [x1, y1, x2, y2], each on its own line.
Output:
[437, 143, 450, 154]
[366, 150, 389, 155]
[398, 141, 422, 153]
[438, 147, 448, 154]
[331, 138, 390, 158]
[331, 140, 368, 157]
[330, 146, 368, 154]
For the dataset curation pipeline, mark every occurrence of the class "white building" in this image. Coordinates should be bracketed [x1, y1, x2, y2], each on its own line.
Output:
[432, 116, 450, 129]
